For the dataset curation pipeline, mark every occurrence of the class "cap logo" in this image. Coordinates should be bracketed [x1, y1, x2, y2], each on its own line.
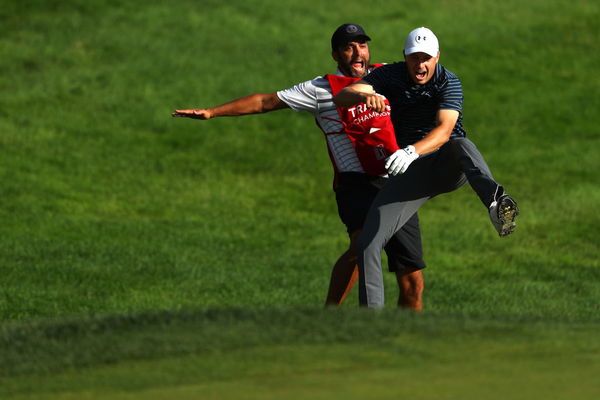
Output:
[415, 35, 425, 43]
[346, 25, 358, 33]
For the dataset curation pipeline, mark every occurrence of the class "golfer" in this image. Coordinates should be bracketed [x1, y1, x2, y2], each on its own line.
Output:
[334, 27, 519, 308]
[173, 24, 427, 309]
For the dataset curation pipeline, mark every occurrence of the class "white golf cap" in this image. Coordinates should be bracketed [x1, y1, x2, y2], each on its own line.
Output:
[404, 27, 439, 57]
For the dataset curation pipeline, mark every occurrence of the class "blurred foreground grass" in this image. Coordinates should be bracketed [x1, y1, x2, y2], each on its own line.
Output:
[1, 309, 599, 399]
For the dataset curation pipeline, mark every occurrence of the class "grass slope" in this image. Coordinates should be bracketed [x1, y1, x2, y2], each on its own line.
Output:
[0, 0, 599, 398]
[0, 0, 598, 320]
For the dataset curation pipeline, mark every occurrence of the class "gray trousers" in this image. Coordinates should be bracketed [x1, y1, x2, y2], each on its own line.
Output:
[357, 138, 502, 307]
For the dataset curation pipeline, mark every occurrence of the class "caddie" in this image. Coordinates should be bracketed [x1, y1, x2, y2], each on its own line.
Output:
[172, 23, 427, 309]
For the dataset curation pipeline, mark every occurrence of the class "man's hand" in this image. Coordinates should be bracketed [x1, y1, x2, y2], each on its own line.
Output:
[385, 145, 419, 175]
[364, 93, 387, 113]
[171, 109, 212, 119]
[333, 81, 386, 111]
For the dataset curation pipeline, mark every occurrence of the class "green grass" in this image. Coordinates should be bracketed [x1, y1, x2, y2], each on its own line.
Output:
[0, 0, 599, 398]
[1, 309, 599, 399]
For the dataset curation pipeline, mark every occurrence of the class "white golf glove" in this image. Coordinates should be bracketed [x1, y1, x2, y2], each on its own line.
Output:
[385, 145, 419, 175]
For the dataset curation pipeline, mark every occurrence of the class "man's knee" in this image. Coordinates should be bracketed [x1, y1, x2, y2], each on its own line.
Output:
[396, 269, 424, 310]
[401, 270, 424, 291]
[345, 230, 362, 265]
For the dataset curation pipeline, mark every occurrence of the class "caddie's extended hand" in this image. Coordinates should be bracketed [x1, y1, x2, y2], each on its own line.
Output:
[385, 145, 419, 175]
[171, 109, 212, 119]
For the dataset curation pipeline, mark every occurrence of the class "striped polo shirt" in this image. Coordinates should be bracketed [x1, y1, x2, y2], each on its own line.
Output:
[362, 62, 467, 148]
[277, 68, 377, 174]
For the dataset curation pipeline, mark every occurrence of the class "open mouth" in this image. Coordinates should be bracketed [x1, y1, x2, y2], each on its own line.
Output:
[415, 70, 427, 80]
[351, 60, 365, 73]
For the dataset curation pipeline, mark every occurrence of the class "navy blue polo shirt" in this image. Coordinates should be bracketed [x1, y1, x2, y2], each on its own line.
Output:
[363, 62, 467, 148]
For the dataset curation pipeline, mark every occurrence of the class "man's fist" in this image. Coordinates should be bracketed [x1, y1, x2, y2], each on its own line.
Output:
[364, 94, 387, 113]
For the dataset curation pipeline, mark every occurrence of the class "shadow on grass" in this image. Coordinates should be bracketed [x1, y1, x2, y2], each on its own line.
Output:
[2, 307, 598, 378]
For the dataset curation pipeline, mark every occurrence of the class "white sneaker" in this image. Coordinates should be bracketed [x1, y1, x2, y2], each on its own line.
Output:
[489, 194, 519, 237]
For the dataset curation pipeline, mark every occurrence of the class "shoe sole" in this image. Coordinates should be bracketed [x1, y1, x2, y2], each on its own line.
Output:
[498, 196, 519, 237]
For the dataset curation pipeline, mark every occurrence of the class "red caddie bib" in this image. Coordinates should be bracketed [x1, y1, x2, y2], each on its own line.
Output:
[324, 65, 399, 176]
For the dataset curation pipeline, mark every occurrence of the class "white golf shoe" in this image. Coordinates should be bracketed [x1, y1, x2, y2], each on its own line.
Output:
[489, 194, 519, 237]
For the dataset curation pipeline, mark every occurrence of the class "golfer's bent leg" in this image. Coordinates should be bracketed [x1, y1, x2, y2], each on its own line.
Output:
[449, 138, 502, 207]
[358, 198, 427, 308]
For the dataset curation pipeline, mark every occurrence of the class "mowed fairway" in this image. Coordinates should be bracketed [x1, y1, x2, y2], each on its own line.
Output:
[0, 0, 599, 399]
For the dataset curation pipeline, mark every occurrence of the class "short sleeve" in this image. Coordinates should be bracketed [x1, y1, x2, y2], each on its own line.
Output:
[276, 78, 321, 114]
[439, 73, 463, 112]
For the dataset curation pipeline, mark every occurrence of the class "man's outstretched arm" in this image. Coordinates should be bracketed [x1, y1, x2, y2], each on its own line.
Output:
[172, 93, 289, 120]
